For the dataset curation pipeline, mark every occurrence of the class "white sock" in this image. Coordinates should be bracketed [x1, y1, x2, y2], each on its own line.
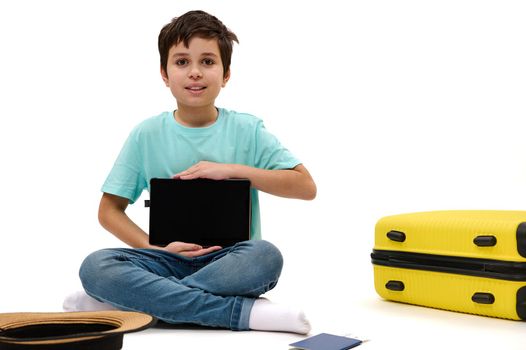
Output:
[63, 290, 117, 312]
[248, 298, 311, 334]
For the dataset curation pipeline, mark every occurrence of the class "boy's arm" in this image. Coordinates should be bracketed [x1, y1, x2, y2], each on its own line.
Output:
[174, 162, 317, 200]
[98, 193, 221, 256]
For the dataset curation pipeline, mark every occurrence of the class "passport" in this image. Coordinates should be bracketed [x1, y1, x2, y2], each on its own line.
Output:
[289, 333, 362, 350]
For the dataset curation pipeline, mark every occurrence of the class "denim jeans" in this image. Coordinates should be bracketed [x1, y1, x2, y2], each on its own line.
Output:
[79, 240, 283, 330]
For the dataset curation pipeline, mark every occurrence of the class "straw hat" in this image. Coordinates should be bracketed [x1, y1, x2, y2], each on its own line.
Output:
[0, 310, 156, 349]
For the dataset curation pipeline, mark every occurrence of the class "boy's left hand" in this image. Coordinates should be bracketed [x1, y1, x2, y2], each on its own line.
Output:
[173, 161, 233, 180]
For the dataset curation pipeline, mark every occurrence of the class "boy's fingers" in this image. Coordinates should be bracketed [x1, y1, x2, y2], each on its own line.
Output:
[169, 241, 202, 251]
[183, 243, 202, 251]
[162, 242, 222, 257]
[182, 172, 201, 180]
[184, 246, 222, 257]
[172, 168, 200, 180]
[202, 246, 222, 254]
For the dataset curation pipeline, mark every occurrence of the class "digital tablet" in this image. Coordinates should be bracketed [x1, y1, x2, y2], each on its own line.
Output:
[148, 178, 251, 248]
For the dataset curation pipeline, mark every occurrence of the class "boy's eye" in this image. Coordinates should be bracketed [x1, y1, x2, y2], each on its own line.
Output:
[175, 59, 188, 66]
[202, 58, 215, 65]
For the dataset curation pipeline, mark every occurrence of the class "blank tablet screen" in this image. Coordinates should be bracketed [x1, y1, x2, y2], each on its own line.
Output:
[148, 178, 251, 247]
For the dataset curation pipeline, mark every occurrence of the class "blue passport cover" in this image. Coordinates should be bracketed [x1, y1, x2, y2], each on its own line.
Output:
[289, 333, 362, 350]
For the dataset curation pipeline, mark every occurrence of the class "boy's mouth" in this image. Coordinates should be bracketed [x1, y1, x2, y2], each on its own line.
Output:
[186, 86, 206, 91]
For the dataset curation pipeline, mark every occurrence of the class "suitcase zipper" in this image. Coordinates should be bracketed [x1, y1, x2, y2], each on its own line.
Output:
[371, 249, 526, 281]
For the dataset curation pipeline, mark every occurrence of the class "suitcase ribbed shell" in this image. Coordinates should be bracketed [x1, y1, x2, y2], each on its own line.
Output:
[375, 210, 526, 262]
[374, 264, 525, 320]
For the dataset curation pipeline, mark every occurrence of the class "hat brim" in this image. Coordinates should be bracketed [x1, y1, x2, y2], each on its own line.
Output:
[0, 311, 156, 347]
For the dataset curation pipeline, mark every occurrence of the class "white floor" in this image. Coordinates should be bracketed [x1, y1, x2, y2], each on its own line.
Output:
[13, 265, 525, 350]
[122, 293, 526, 350]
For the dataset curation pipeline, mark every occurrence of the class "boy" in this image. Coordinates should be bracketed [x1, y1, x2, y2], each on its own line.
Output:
[66, 10, 316, 334]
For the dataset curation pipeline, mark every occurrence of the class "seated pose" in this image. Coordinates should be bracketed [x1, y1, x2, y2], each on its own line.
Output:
[65, 10, 316, 334]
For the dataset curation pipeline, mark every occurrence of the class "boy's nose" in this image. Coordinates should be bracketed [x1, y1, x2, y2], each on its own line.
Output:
[188, 66, 202, 79]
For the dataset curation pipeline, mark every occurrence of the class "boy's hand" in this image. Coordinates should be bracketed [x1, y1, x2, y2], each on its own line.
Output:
[161, 241, 222, 257]
[173, 161, 233, 180]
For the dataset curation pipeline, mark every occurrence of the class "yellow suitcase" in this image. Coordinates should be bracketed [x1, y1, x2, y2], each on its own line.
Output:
[371, 210, 526, 320]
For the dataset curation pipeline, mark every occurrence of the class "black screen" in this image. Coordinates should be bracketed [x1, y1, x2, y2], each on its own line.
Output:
[148, 178, 251, 247]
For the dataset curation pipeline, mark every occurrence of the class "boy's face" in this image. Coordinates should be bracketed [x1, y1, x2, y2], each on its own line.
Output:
[161, 37, 229, 111]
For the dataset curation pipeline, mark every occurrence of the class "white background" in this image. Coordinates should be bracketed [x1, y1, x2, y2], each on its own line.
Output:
[1, 0, 526, 348]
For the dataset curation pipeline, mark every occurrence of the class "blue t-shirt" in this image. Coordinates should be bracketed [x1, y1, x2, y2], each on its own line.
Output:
[102, 108, 301, 240]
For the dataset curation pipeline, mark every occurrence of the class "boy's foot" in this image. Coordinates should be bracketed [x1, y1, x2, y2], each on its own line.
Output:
[248, 298, 311, 334]
[63, 290, 117, 312]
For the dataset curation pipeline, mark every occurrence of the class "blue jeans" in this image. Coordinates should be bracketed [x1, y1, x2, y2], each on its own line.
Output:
[79, 240, 283, 330]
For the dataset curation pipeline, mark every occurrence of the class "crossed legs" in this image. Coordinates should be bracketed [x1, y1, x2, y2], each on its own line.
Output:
[73, 240, 310, 333]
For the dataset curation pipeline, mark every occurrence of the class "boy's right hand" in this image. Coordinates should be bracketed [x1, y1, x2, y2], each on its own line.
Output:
[160, 241, 222, 257]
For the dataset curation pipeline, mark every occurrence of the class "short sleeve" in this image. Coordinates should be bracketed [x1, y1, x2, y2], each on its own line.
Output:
[101, 130, 147, 204]
[253, 121, 301, 170]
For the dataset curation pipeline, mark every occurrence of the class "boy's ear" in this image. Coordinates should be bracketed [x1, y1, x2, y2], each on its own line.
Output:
[160, 66, 169, 86]
[222, 69, 231, 87]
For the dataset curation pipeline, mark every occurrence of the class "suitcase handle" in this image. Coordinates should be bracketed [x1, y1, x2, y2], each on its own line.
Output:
[385, 280, 405, 291]
[387, 230, 406, 242]
[472, 292, 495, 304]
[473, 235, 497, 247]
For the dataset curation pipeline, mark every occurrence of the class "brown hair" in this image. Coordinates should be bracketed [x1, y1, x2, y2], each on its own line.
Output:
[158, 10, 239, 78]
